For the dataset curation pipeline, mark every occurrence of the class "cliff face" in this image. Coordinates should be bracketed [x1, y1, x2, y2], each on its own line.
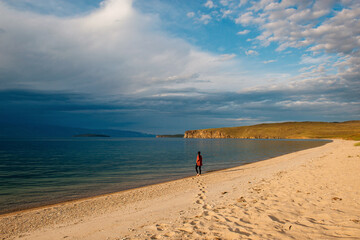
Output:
[184, 130, 233, 139]
[183, 121, 360, 140]
[184, 130, 283, 139]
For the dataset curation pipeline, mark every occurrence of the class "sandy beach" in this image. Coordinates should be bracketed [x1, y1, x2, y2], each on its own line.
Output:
[1, 139, 359, 240]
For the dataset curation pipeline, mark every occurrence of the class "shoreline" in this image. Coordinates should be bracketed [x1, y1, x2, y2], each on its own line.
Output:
[0, 171, 199, 218]
[1, 139, 359, 239]
[0, 138, 330, 216]
[0, 139, 330, 216]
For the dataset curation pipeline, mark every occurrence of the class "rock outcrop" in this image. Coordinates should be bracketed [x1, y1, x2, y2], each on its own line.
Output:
[183, 121, 360, 140]
[184, 130, 232, 138]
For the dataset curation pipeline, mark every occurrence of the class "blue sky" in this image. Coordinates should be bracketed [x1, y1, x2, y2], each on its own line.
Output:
[0, 0, 359, 134]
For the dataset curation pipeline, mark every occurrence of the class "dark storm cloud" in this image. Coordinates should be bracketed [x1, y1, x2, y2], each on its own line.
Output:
[2, 79, 358, 133]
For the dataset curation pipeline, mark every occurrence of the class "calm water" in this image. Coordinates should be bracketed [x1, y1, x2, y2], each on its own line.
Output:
[0, 138, 330, 214]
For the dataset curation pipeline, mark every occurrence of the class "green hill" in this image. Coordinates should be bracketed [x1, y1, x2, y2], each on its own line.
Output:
[184, 121, 360, 140]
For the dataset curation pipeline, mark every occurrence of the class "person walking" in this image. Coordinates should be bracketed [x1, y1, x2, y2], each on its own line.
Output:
[196, 151, 202, 176]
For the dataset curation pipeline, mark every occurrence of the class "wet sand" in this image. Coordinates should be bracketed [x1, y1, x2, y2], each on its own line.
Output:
[1, 139, 359, 239]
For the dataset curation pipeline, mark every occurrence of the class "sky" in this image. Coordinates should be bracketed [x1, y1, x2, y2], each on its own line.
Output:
[0, 0, 359, 134]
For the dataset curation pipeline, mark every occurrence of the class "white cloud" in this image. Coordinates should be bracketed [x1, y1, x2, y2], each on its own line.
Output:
[199, 14, 212, 24]
[300, 55, 330, 65]
[220, 0, 229, 6]
[187, 12, 195, 18]
[235, 12, 253, 25]
[230, 0, 360, 107]
[217, 53, 237, 61]
[0, 0, 249, 96]
[237, 29, 250, 35]
[245, 50, 259, 56]
[225, 117, 258, 122]
[299, 65, 316, 73]
[204, 0, 215, 9]
[221, 9, 232, 18]
[239, 0, 248, 7]
[234, 0, 360, 56]
[263, 60, 276, 64]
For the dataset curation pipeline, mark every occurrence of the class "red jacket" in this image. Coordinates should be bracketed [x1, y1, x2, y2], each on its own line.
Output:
[196, 154, 202, 166]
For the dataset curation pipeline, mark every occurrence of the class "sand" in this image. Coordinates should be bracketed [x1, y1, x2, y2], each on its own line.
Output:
[1, 139, 359, 240]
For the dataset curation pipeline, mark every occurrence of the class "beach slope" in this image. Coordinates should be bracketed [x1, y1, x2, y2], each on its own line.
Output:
[1, 140, 359, 239]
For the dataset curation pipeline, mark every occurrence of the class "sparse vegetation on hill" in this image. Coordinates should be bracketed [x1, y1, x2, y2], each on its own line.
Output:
[184, 121, 360, 140]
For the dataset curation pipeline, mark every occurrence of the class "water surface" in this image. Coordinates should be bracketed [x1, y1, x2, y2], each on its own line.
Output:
[0, 138, 330, 214]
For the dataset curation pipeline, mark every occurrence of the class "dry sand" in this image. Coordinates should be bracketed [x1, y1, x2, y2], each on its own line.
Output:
[1, 139, 359, 240]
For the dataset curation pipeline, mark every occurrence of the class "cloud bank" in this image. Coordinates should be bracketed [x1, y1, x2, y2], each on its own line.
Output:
[0, 0, 244, 96]
[0, 0, 359, 133]
[193, 0, 360, 116]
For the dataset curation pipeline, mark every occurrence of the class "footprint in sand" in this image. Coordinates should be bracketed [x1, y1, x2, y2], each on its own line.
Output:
[162, 232, 175, 237]
[197, 190, 205, 197]
[195, 179, 208, 203]
[195, 199, 204, 204]
[268, 215, 285, 224]
[149, 234, 161, 239]
[177, 226, 194, 233]
[202, 204, 211, 210]
[155, 223, 169, 231]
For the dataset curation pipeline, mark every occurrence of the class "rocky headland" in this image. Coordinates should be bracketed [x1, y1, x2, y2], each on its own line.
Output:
[184, 121, 360, 140]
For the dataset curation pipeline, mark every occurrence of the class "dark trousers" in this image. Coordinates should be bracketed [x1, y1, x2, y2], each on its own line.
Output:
[195, 165, 201, 174]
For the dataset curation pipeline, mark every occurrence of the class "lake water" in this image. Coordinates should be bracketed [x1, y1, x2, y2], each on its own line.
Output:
[0, 138, 330, 214]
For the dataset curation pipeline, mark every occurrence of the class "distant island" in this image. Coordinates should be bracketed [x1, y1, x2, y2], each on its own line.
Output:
[73, 134, 110, 137]
[184, 120, 360, 140]
[156, 134, 184, 138]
